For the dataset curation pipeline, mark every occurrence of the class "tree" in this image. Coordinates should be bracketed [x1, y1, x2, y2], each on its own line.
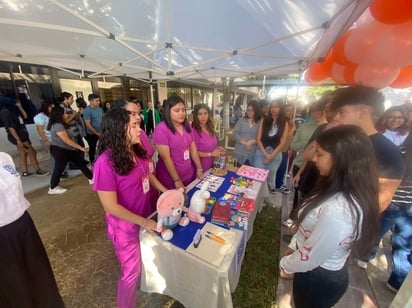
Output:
[221, 77, 234, 129]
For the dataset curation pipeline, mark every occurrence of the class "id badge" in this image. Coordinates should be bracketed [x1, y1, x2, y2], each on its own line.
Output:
[183, 149, 190, 160]
[142, 174, 150, 194]
[148, 159, 154, 174]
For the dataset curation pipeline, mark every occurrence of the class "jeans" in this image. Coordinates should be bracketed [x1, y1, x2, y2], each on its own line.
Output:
[385, 203, 412, 290]
[254, 146, 282, 190]
[293, 263, 348, 308]
[275, 151, 288, 188]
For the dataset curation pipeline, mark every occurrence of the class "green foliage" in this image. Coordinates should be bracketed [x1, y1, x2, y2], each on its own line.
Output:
[303, 85, 338, 101]
[232, 205, 281, 308]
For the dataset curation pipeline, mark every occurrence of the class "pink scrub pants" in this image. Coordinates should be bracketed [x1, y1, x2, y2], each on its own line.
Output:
[110, 230, 141, 308]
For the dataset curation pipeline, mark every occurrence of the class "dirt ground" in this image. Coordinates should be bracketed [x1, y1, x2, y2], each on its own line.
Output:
[26, 175, 183, 308]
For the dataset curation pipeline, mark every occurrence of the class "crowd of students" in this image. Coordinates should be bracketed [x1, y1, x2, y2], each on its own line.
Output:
[1, 86, 411, 307]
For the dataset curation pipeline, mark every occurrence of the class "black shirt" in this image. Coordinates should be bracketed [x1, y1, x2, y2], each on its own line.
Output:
[369, 133, 405, 180]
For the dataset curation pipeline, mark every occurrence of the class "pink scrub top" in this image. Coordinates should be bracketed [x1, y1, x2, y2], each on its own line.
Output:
[93, 150, 151, 237]
[140, 130, 154, 158]
[153, 121, 195, 189]
[192, 126, 218, 171]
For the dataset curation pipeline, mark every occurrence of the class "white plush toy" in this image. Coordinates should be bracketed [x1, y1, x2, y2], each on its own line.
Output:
[187, 180, 210, 224]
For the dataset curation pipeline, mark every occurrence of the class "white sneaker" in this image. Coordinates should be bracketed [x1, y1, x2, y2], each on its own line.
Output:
[282, 218, 294, 228]
[48, 186, 67, 195]
[88, 179, 94, 185]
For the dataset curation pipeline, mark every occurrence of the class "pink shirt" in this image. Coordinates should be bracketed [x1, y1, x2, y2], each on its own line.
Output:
[192, 126, 218, 171]
[153, 121, 195, 189]
[93, 150, 151, 237]
[140, 131, 154, 158]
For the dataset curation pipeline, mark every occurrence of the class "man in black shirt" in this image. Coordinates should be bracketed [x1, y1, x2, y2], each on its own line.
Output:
[332, 86, 408, 292]
[0, 99, 49, 176]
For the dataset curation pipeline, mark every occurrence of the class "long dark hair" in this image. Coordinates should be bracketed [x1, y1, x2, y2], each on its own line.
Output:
[47, 106, 69, 130]
[97, 108, 146, 175]
[163, 95, 191, 134]
[59, 92, 73, 103]
[296, 125, 380, 258]
[37, 101, 53, 117]
[262, 99, 286, 137]
[192, 103, 215, 136]
[245, 100, 261, 123]
[376, 106, 409, 135]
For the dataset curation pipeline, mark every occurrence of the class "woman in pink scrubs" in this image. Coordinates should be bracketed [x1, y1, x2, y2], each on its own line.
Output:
[192, 103, 225, 171]
[93, 108, 166, 308]
[153, 95, 203, 189]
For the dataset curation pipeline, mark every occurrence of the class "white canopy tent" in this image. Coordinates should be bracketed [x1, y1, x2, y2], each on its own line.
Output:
[0, 0, 370, 82]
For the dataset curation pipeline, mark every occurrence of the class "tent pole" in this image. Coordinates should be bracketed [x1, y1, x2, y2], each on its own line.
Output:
[149, 72, 156, 129]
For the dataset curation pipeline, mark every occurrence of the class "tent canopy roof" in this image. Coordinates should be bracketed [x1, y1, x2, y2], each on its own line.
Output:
[0, 0, 369, 82]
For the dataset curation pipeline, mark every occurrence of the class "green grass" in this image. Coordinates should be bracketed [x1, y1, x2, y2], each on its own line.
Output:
[232, 204, 281, 308]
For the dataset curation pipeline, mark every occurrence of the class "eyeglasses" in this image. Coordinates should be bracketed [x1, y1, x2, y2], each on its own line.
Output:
[388, 116, 405, 120]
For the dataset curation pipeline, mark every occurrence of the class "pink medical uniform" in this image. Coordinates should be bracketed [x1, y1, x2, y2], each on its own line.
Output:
[192, 126, 218, 171]
[93, 151, 150, 308]
[140, 130, 158, 213]
[153, 122, 196, 188]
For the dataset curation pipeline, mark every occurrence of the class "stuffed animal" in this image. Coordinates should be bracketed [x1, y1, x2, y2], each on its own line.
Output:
[156, 188, 189, 240]
[187, 180, 210, 224]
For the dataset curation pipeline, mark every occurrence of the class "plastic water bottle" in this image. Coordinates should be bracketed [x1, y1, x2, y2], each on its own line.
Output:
[219, 153, 226, 169]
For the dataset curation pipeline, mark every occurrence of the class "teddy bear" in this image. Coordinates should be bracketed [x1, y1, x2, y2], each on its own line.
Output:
[156, 188, 190, 240]
[187, 180, 210, 224]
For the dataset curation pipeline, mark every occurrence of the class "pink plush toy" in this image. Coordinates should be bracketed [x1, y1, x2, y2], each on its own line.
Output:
[156, 188, 189, 240]
[187, 180, 210, 224]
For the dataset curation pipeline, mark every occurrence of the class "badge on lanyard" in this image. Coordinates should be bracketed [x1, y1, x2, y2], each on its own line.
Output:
[148, 159, 154, 173]
[142, 174, 150, 194]
[184, 149, 190, 160]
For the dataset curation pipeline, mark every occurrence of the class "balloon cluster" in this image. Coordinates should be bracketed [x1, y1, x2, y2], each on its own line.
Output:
[305, 0, 412, 89]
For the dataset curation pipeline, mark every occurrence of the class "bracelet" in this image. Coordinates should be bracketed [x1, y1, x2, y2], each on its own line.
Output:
[173, 178, 181, 182]
[197, 168, 203, 171]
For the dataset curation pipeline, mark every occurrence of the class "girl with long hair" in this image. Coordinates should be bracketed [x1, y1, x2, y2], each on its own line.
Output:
[280, 125, 380, 307]
[153, 95, 203, 189]
[47, 106, 92, 194]
[93, 108, 166, 308]
[232, 100, 260, 166]
[192, 103, 225, 171]
[254, 99, 287, 192]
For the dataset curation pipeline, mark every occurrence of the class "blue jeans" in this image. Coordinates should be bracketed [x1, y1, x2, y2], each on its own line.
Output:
[275, 151, 288, 188]
[254, 146, 282, 190]
[384, 203, 412, 290]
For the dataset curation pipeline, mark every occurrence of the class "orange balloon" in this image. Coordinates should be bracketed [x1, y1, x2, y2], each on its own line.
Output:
[354, 64, 400, 89]
[331, 31, 354, 66]
[304, 62, 327, 84]
[321, 51, 335, 76]
[390, 65, 412, 88]
[343, 64, 357, 84]
[370, 0, 412, 24]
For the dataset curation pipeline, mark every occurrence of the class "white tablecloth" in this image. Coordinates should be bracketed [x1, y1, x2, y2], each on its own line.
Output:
[140, 174, 268, 308]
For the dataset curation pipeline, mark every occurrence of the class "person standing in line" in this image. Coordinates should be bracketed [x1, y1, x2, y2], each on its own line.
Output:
[59, 92, 86, 169]
[47, 106, 93, 194]
[280, 125, 380, 308]
[254, 99, 288, 193]
[0, 99, 49, 176]
[356, 105, 411, 291]
[232, 100, 260, 166]
[275, 104, 296, 194]
[192, 103, 226, 171]
[153, 95, 204, 189]
[83, 94, 103, 164]
[0, 151, 64, 307]
[143, 101, 161, 136]
[33, 102, 69, 179]
[93, 108, 167, 308]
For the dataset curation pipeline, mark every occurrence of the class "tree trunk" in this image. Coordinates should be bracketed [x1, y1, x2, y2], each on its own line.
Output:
[221, 77, 234, 129]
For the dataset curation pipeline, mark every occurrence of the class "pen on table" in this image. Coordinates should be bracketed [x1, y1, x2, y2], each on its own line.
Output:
[206, 231, 226, 244]
[205, 233, 225, 245]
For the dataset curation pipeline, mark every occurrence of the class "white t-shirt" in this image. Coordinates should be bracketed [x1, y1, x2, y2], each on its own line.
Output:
[0, 152, 30, 227]
[33, 112, 51, 142]
[280, 193, 362, 273]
